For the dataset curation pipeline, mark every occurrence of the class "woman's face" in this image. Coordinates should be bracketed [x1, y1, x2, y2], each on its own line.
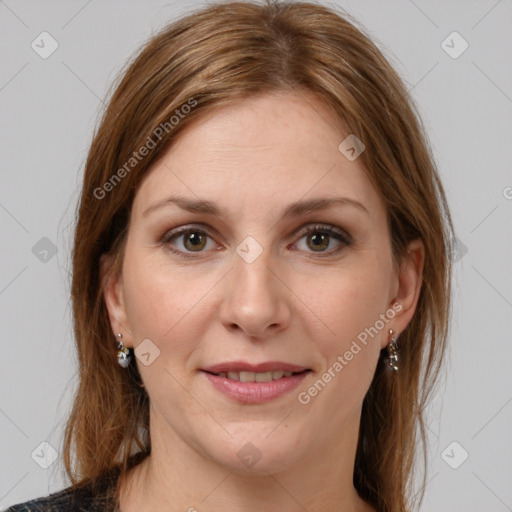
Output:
[104, 91, 423, 474]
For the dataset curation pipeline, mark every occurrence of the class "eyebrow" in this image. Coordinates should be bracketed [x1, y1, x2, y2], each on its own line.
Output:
[143, 194, 369, 218]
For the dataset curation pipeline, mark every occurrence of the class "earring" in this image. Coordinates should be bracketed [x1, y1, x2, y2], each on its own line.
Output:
[116, 333, 131, 368]
[386, 329, 399, 373]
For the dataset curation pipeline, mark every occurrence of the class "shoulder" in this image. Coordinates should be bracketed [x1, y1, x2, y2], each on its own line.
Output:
[4, 485, 80, 512]
[4, 467, 120, 512]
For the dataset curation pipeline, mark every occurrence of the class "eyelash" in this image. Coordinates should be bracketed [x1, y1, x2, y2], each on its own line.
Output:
[160, 223, 352, 260]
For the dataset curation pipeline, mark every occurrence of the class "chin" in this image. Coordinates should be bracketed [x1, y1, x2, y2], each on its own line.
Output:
[202, 429, 307, 475]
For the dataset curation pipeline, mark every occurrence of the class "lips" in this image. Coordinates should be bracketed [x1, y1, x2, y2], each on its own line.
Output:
[201, 361, 311, 404]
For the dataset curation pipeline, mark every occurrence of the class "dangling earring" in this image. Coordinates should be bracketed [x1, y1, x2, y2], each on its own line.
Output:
[386, 329, 399, 373]
[116, 333, 131, 368]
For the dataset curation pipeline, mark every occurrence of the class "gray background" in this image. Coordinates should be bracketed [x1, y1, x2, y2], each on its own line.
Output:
[1, 0, 511, 510]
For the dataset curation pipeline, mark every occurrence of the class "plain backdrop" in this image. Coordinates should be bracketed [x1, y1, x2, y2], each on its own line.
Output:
[1, 1, 511, 510]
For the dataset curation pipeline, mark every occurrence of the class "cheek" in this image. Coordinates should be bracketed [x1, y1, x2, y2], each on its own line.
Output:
[302, 256, 392, 415]
[303, 259, 391, 355]
[121, 249, 205, 363]
[296, 266, 389, 429]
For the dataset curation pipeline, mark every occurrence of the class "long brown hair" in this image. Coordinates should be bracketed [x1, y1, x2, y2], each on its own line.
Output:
[64, 2, 454, 511]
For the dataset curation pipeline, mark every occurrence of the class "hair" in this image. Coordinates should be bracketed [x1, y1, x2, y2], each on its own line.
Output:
[63, 2, 454, 511]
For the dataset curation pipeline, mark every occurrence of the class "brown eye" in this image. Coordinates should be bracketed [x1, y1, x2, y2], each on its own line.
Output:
[182, 232, 207, 251]
[294, 224, 352, 257]
[307, 232, 330, 252]
[161, 227, 217, 258]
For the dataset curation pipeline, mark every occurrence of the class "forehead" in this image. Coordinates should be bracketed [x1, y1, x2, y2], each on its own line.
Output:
[132, 92, 384, 223]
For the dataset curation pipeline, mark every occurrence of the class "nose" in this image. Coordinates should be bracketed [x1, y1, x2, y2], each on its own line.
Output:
[218, 246, 292, 339]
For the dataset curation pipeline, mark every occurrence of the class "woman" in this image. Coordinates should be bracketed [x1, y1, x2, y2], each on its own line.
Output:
[7, 1, 453, 511]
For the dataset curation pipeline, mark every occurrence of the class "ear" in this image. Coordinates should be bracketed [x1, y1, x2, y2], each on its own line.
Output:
[383, 238, 425, 348]
[100, 253, 132, 347]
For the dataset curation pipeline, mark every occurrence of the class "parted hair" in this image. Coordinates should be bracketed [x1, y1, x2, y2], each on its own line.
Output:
[64, 2, 454, 511]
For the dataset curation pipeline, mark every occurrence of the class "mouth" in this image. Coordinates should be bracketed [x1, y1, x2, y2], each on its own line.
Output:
[203, 369, 310, 382]
[200, 361, 312, 404]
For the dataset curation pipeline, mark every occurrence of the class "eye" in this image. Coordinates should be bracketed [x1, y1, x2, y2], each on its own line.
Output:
[293, 224, 352, 256]
[161, 226, 219, 258]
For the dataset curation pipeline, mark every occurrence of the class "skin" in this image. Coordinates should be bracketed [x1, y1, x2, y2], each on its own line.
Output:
[102, 91, 424, 512]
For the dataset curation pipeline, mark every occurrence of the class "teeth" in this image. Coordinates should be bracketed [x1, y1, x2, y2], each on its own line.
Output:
[255, 371, 273, 382]
[216, 370, 301, 381]
[240, 371, 256, 382]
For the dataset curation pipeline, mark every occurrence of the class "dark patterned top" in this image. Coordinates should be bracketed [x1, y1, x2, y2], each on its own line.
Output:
[4, 466, 121, 512]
